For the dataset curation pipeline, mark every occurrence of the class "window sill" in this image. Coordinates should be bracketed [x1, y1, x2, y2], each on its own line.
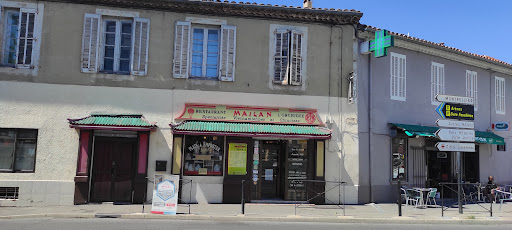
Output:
[98, 71, 131, 75]
[188, 76, 219, 81]
[272, 81, 302, 86]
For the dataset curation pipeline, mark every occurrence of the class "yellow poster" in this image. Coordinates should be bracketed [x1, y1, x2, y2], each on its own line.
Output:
[228, 143, 247, 175]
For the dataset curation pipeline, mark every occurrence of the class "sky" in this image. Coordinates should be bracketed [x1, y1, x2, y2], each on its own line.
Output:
[252, 0, 511, 64]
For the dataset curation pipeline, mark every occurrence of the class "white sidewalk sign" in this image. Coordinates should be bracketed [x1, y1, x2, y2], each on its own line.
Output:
[151, 174, 180, 215]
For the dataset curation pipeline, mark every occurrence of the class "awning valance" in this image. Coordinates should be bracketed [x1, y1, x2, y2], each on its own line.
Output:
[68, 114, 157, 131]
[390, 123, 505, 145]
[171, 121, 331, 139]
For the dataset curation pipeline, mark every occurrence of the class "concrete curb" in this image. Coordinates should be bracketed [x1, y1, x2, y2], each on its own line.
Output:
[1, 212, 511, 225]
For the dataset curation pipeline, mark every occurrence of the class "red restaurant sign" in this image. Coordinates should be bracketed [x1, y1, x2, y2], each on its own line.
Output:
[176, 104, 324, 126]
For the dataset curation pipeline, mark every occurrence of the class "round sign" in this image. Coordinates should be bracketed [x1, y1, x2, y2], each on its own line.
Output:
[253, 160, 259, 166]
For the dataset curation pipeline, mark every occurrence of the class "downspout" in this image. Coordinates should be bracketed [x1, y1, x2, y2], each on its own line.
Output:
[367, 51, 373, 203]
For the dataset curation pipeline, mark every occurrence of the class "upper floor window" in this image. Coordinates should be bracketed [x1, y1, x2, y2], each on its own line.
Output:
[466, 70, 478, 111]
[390, 52, 406, 101]
[0, 6, 38, 68]
[173, 20, 236, 81]
[431, 62, 445, 105]
[270, 26, 307, 86]
[81, 13, 149, 76]
[0, 128, 38, 172]
[495, 76, 505, 114]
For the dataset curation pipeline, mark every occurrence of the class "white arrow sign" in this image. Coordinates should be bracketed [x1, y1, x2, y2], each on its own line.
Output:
[435, 129, 475, 142]
[436, 119, 475, 129]
[436, 142, 475, 152]
[436, 94, 474, 105]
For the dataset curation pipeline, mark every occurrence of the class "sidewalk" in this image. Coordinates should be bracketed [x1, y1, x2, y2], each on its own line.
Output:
[1, 202, 511, 224]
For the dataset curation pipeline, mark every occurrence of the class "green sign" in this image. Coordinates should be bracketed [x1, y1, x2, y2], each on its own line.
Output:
[436, 102, 474, 121]
[476, 137, 504, 145]
[369, 30, 394, 58]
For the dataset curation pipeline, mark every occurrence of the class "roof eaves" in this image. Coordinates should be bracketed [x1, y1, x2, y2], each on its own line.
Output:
[361, 25, 512, 68]
[45, 0, 362, 24]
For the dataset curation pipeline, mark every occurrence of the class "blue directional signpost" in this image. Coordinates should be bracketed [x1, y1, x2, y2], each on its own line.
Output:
[435, 94, 475, 214]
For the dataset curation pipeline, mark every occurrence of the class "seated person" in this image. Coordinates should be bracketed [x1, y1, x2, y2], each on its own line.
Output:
[485, 176, 500, 202]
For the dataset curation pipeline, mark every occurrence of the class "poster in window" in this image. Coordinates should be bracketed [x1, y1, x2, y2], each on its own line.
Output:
[228, 143, 247, 175]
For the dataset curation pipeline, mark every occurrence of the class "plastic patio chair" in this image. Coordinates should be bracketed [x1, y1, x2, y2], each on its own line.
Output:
[406, 189, 422, 207]
[426, 188, 437, 206]
[496, 190, 512, 211]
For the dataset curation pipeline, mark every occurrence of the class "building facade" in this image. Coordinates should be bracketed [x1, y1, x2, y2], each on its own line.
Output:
[0, 0, 362, 206]
[357, 27, 512, 203]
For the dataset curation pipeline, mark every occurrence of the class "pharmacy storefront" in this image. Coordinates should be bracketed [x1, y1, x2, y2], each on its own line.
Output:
[170, 104, 331, 203]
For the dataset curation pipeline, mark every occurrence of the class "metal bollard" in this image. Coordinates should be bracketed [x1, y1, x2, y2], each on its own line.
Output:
[398, 179, 402, 216]
[241, 180, 245, 215]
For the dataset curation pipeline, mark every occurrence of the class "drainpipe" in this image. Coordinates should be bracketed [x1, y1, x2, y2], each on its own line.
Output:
[367, 52, 373, 203]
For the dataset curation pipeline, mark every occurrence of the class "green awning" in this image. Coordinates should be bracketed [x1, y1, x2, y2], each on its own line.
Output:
[390, 123, 504, 145]
[68, 114, 156, 131]
[171, 121, 331, 139]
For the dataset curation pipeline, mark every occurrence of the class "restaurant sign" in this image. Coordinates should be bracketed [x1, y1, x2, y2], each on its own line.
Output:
[176, 104, 324, 126]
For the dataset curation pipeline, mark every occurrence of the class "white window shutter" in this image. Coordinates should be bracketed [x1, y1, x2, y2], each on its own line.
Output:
[219, 25, 236, 82]
[431, 64, 436, 103]
[131, 18, 150, 76]
[473, 72, 478, 110]
[390, 56, 396, 98]
[439, 65, 445, 95]
[290, 30, 303, 85]
[16, 8, 36, 68]
[400, 56, 406, 99]
[273, 30, 289, 83]
[173, 21, 191, 78]
[81, 14, 100, 73]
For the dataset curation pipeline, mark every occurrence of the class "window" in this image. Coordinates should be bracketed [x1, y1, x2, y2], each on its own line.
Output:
[431, 62, 445, 104]
[391, 138, 407, 180]
[173, 21, 236, 81]
[0, 7, 37, 68]
[183, 135, 224, 176]
[81, 13, 149, 75]
[271, 29, 305, 85]
[495, 76, 505, 114]
[191, 27, 219, 78]
[0, 187, 19, 199]
[497, 144, 506, 151]
[466, 70, 478, 111]
[390, 52, 406, 101]
[0, 129, 37, 172]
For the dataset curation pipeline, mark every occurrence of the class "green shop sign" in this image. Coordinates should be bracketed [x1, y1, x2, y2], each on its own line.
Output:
[369, 30, 395, 58]
[475, 136, 504, 145]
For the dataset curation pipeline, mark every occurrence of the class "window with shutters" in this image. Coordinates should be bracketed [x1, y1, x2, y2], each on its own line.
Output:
[466, 70, 478, 111]
[173, 20, 236, 81]
[270, 26, 306, 86]
[431, 62, 445, 105]
[390, 53, 406, 101]
[81, 12, 149, 76]
[0, 5, 39, 69]
[495, 76, 505, 114]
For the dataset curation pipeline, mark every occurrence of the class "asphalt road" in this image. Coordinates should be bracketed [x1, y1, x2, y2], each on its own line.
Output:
[1, 219, 511, 230]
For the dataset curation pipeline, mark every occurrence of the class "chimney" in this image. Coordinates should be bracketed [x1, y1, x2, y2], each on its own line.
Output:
[303, 0, 312, 9]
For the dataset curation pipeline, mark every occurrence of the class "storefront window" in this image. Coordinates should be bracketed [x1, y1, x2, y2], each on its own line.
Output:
[183, 135, 224, 176]
[392, 138, 407, 180]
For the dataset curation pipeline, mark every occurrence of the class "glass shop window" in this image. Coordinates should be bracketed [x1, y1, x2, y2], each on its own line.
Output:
[183, 135, 224, 176]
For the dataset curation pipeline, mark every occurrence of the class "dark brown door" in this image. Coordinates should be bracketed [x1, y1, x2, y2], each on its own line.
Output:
[260, 143, 280, 199]
[91, 137, 136, 203]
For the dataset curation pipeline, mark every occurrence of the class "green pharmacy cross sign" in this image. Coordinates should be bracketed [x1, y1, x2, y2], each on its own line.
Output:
[370, 30, 395, 58]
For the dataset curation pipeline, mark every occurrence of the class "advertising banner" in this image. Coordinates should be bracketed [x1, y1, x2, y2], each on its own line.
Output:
[151, 174, 180, 215]
[228, 143, 247, 175]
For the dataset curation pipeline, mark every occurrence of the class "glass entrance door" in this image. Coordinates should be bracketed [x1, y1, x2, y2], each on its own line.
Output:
[260, 143, 280, 199]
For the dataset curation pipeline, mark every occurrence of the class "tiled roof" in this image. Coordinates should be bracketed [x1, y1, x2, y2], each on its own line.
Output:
[362, 25, 511, 67]
[49, 0, 362, 24]
[68, 114, 157, 130]
[171, 121, 331, 139]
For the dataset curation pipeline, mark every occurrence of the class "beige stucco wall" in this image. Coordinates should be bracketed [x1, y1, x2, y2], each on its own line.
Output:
[0, 81, 360, 205]
[0, 0, 356, 98]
